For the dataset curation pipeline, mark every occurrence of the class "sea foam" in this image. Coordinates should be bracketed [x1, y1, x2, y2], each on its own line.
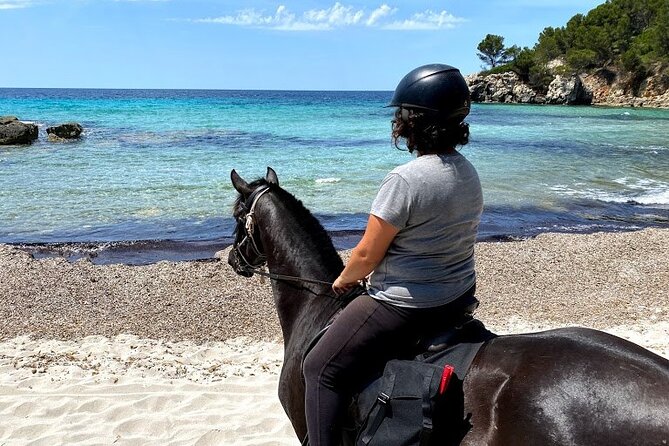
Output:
[315, 178, 341, 184]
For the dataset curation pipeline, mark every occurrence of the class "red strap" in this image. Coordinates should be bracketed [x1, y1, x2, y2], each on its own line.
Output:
[439, 365, 455, 395]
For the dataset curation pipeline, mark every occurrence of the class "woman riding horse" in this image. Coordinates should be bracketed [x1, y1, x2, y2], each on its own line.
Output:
[228, 172, 669, 446]
[228, 67, 669, 446]
[303, 64, 483, 446]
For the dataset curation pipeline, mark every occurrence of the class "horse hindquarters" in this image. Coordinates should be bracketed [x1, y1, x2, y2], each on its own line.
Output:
[459, 328, 669, 446]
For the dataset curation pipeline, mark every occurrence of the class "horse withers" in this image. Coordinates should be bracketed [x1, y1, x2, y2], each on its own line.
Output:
[228, 167, 669, 446]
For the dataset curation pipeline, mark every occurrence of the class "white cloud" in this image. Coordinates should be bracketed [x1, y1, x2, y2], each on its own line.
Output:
[383, 10, 466, 30]
[304, 3, 364, 27]
[193, 3, 464, 32]
[366, 4, 395, 26]
[0, 0, 32, 9]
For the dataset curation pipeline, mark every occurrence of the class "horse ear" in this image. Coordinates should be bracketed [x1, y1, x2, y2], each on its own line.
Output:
[231, 169, 252, 195]
[266, 167, 279, 186]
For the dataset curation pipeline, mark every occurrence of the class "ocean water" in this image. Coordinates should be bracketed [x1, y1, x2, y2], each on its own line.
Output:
[1, 89, 668, 264]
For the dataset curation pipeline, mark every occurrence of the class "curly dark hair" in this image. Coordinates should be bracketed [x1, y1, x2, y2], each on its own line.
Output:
[391, 108, 470, 154]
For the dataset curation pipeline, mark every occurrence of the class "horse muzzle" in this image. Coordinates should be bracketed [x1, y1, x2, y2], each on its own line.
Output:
[227, 250, 254, 277]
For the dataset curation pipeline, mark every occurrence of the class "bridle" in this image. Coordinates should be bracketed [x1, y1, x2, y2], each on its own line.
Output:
[232, 185, 337, 289]
[233, 185, 271, 270]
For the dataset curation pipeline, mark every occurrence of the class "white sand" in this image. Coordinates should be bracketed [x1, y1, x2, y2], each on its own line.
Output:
[0, 323, 666, 446]
[0, 336, 297, 446]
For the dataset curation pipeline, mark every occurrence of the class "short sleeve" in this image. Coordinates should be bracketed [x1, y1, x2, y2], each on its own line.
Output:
[370, 173, 412, 229]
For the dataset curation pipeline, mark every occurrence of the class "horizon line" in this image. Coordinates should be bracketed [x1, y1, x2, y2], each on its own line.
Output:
[0, 86, 397, 92]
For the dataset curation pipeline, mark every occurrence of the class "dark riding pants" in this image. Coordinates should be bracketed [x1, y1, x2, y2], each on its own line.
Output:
[303, 288, 475, 446]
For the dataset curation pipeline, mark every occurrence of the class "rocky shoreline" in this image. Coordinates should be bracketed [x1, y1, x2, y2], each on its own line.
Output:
[466, 68, 669, 108]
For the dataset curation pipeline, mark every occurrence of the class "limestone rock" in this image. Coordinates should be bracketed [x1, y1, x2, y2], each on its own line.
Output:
[580, 68, 669, 107]
[0, 116, 19, 125]
[0, 116, 39, 145]
[466, 72, 544, 104]
[47, 122, 83, 141]
[546, 75, 593, 105]
[467, 66, 667, 108]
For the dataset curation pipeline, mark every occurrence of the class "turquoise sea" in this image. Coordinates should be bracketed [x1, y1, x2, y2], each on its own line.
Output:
[1, 89, 668, 264]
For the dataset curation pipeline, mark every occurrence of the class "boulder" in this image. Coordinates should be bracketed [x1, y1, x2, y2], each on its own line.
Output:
[46, 122, 83, 140]
[546, 75, 593, 105]
[0, 116, 39, 145]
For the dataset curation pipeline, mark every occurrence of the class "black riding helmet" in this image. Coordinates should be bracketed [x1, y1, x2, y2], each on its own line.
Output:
[388, 64, 471, 121]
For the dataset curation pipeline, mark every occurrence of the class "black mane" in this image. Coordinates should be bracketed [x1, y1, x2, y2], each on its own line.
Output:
[233, 178, 344, 274]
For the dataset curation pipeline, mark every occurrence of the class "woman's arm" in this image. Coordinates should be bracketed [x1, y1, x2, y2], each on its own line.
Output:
[332, 214, 399, 294]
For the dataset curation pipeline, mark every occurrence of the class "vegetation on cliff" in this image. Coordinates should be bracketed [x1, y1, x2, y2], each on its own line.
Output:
[479, 0, 669, 94]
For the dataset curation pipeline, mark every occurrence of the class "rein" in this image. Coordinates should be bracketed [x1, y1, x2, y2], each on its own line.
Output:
[240, 264, 367, 304]
[240, 264, 335, 287]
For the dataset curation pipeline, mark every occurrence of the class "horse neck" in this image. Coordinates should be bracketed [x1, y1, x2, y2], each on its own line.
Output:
[257, 195, 344, 347]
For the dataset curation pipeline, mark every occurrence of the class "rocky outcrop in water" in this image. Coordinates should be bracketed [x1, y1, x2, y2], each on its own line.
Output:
[47, 122, 83, 141]
[0, 116, 39, 145]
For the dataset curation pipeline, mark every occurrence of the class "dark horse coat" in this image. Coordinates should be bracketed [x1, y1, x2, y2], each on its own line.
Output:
[229, 167, 669, 446]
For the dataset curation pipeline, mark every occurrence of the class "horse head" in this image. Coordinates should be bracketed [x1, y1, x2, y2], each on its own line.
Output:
[228, 166, 343, 283]
[228, 167, 279, 277]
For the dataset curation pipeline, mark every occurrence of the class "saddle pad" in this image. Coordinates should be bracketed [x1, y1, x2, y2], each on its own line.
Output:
[422, 341, 485, 381]
[418, 319, 497, 381]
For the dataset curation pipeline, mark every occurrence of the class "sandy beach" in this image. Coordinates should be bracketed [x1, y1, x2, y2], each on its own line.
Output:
[1, 228, 668, 445]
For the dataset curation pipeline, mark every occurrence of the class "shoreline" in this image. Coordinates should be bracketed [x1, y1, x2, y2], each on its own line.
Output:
[7, 221, 669, 266]
[6, 230, 367, 266]
[471, 98, 669, 109]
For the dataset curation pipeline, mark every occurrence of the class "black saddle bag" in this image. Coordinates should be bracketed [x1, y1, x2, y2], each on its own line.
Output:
[355, 359, 447, 446]
[349, 320, 494, 446]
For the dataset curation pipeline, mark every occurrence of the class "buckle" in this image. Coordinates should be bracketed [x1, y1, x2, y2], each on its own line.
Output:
[377, 392, 390, 405]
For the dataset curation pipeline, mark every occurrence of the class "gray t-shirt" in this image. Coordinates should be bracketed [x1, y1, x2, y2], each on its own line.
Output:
[367, 152, 483, 308]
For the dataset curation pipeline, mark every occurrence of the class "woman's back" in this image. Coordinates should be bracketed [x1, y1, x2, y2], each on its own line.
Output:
[368, 151, 483, 308]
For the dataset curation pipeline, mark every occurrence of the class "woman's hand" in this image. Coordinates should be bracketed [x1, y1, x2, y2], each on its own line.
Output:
[331, 214, 399, 296]
[332, 276, 358, 295]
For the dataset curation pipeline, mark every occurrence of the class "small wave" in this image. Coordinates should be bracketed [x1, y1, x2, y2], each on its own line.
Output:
[634, 190, 669, 205]
[613, 177, 659, 188]
[551, 180, 669, 206]
[315, 177, 341, 184]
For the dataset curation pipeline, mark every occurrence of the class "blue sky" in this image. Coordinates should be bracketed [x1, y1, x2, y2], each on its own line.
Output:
[0, 0, 603, 90]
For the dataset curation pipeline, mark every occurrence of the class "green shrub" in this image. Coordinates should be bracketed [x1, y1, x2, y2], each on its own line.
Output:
[566, 49, 599, 70]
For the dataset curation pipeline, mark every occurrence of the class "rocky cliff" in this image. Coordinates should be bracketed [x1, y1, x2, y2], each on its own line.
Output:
[466, 66, 669, 108]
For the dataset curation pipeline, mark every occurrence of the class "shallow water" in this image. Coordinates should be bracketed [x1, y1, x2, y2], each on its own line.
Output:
[1, 89, 667, 263]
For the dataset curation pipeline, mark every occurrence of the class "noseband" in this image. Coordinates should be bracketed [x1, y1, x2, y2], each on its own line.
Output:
[234, 185, 271, 270]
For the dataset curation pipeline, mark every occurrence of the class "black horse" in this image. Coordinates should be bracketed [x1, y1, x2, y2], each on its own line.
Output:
[228, 167, 669, 446]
